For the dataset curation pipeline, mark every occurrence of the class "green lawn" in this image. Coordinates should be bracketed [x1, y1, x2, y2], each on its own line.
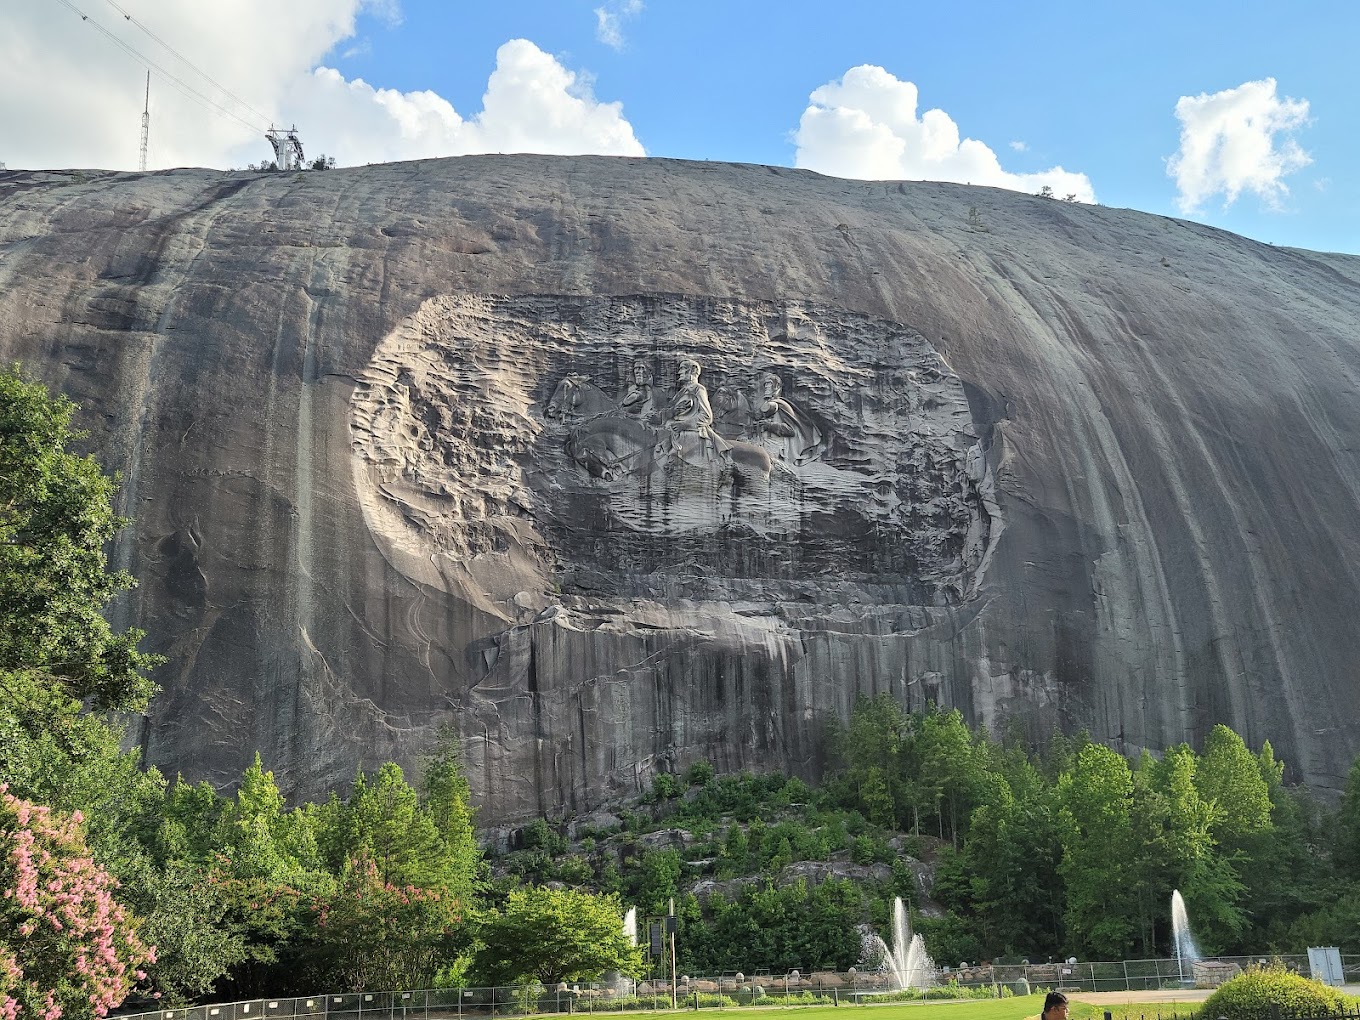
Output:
[1070, 1001, 1201, 1020]
[659, 995, 1201, 1020]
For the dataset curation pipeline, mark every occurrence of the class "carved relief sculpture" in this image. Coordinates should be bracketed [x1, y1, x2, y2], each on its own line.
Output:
[350, 294, 1001, 610]
[619, 360, 659, 420]
[651, 357, 730, 466]
[754, 371, 824, 464]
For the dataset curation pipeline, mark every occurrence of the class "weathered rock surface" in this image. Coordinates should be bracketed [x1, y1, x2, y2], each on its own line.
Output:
[1, 157, 1358, 818]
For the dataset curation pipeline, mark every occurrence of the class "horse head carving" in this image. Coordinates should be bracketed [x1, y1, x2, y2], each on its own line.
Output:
[545, 373, 599, 421]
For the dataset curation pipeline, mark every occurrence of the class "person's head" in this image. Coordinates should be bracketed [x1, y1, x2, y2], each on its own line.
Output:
[760, 372, 782, 399]
[678, 358, 701, 383]
[1041, 992, 1069, 1020]
[632, 361, 653, 385]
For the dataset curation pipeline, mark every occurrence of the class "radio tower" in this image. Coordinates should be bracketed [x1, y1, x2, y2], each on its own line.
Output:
[138, 71, 150, 172]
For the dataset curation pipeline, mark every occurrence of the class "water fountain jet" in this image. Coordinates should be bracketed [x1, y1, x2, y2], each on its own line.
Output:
[857, 897, 934, 991]
[1170, 890, 1201, 985]
[609, 906, 639, 997]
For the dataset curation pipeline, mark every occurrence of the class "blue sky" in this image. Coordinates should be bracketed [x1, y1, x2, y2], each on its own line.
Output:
[354, 0, 1359, 255]
[5, 0, 1356, 254]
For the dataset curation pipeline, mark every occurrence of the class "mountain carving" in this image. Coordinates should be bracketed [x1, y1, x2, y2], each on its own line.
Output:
[0, 157, 1357, 818]
[348, 294, 999, 611]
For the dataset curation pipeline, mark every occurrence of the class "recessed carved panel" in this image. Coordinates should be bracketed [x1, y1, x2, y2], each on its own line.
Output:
[350, 294, 999, 608]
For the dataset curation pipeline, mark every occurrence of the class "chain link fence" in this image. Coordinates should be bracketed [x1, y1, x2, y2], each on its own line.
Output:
[115, 956, 1360, 1020]
[958, 955, 1360, 994]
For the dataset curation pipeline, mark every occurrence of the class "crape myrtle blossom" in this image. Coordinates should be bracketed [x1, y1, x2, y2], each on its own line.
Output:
[0, 786, 154, 1020]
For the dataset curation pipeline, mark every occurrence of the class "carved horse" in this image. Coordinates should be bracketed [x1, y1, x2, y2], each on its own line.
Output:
[546, 374, 774, 483]
[711, 383, 755, 438]
[545, 374, 618, 422]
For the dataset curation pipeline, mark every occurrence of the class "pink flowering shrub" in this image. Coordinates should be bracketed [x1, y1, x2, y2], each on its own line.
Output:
[0, 786, 153, 1019]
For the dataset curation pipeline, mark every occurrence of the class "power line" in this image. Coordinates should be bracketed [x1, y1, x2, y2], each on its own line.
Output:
[53, 0, 266, 134]
[95, 0, 274, 128]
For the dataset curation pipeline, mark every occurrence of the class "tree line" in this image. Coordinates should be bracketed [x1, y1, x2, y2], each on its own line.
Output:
[821, 694, 1360, 963]
[488, 697, 1360, 974]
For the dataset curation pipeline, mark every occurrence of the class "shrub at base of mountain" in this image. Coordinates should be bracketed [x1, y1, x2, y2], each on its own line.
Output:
[1200, 964, 1355, 1020]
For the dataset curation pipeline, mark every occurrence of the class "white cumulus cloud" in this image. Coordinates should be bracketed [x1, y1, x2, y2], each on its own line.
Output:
[1167, 78, 1311, 213]
[0, 2, 642, 171]
[794, 65, 1095, 202]
[299, 40, 644, 164]
[594, 0, 643, 50]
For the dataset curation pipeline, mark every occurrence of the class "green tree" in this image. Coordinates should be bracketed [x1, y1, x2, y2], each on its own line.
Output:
[1285, 887, 1360, 951]
[133, 863, 248, 1004]
[833, 695, 911, 827]
[421, 728, 481, 901]
[718, 824, 750, 877]
[1335, 756, 1360, 878]
[1130, 746, 1241, 954]
[154, 776, 227, 866]
[680, 879, 864, 974]
[951, 757, 1064, 956]
[1057, 743, 1138, 956]
[1195, 725, 1273, 853]
[316, 763, 458, 891]
[0, 366, 162, 815]
[1238, 742, 1327, 947]
[746, 818, 767, 864]
[856, 767, 895, 829]
[684, 760, 715, 787]
[0, 366, 159, 709]
[214, 753, 320, 883]
[917, 706, 989, 844]
[472, 886, 641, 986]
[356, 763, 441, 885]
[631, 848, 682, 916]
[304, 856, 464, 992]
[207, 870, 322, 999]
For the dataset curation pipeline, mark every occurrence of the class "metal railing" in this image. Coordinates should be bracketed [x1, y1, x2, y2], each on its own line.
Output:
[114, 955, 1360, 1020]
[945, 955, 1360, 994]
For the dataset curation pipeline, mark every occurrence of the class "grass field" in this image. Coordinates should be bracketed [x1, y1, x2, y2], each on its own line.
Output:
[668, 994, 1202, 1020]
[1070, 999, 1201, 1020]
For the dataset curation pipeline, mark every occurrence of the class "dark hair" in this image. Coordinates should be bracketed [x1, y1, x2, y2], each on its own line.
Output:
[1043, 992, 1069, 1015]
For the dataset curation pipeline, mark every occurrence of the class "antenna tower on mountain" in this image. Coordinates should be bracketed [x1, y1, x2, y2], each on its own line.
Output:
[138, 71, 150, 172]
[265, 125, 305, 170]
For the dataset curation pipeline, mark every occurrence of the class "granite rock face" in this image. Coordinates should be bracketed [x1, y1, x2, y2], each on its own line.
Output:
[1, 157, 1358, 818]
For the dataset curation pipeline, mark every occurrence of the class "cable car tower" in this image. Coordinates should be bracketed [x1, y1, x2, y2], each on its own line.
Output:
[138, 71, 150, 172]
[265, 125, 305, 170]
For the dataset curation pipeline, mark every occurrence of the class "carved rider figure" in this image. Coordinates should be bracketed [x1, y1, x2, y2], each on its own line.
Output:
[755, 371, 822, 464]
[619, 360, 659, 420]
[652, 357, 729, 464]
